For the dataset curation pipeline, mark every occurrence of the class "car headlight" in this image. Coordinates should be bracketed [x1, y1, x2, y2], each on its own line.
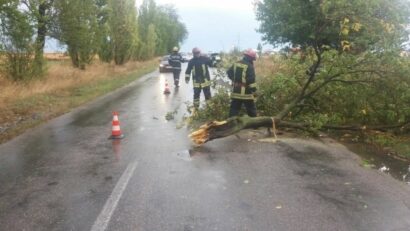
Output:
[160, 64, 164, 67]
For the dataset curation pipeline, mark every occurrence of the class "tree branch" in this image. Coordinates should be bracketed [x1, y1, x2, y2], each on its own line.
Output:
[298, 45, 322, 100]
[328, 79, 372, 85]
[189, 117, 409, 145]
[304, 69, 383, 99]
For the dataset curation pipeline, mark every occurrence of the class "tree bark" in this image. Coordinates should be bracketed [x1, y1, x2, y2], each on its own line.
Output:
[189, 116, 302, 145]
[33, 1, 51, 75]
[189, 116, 409, 145]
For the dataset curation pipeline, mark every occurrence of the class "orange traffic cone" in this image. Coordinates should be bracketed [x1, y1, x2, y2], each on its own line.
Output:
[109, 112, 124, 139]
[164, 80, 171, 94]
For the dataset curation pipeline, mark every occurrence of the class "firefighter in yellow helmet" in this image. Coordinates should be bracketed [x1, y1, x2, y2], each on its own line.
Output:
[227, 49, 258, 117]
[168, 46, 183, 87]
[185, 47, 213, 108]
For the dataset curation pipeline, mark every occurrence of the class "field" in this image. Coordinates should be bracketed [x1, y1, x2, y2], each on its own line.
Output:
[0, 54, 157, 143]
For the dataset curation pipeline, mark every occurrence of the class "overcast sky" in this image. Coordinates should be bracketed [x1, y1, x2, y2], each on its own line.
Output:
[138, 0, 267, 53]
[46, 0, 268, 52]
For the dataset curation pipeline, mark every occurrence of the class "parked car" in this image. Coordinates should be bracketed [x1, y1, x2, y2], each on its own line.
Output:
[180, 52, 191, 62]
[159, 55, 173, 73]
[210, 53, 222, 67]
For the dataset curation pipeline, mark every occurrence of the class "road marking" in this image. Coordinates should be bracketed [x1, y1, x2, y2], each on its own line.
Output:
[91, 161, 138, 231]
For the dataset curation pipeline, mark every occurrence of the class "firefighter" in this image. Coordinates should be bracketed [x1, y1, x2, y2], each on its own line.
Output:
[168, 46, 183, 87]
[185, 47, 212, 109]
[227, 49, 258, 117]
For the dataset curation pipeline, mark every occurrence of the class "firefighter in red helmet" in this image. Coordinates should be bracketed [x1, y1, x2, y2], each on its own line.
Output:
[185, 47, 213, 109]
[227, 49, 258, 117]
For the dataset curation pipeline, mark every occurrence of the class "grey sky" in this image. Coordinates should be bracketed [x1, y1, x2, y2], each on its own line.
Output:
[46, 0, 269, 52]
[144, 0, 268, 52]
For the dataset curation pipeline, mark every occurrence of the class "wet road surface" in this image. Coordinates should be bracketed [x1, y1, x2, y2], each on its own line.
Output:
[1, 65, 410, 231]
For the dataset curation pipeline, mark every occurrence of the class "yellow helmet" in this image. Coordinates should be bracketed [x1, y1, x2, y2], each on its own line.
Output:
[173, 46, 179, 52]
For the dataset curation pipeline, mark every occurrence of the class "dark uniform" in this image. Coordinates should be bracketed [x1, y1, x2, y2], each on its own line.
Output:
[227, 56, 257, 117]
[185, 56, 212, 108]
[168, 52, 183, 86]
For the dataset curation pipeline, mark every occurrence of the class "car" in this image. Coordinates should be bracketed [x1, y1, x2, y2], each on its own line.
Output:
[159, 55, 173, 73]
[180, 52, 191, 62]
[210, 53, 222, 67]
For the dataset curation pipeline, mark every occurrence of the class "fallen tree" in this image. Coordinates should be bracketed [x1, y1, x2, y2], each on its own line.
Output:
[189, 116, 410, 145]
[188, 0, 410, 146]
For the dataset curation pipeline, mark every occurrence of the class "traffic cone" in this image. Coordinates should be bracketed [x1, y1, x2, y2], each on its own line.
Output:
[109, 112, 124, 139]
[164, 80, 171, 94]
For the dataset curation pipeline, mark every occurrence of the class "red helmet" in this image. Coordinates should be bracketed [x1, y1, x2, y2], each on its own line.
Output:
[244, 49, 257, 60]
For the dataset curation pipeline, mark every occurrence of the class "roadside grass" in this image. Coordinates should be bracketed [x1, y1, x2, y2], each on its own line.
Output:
[0, 58, 158, 143]
[395, 142, 410, 159]
[255, 54, 288, 78]
[366, 133, 410, 159]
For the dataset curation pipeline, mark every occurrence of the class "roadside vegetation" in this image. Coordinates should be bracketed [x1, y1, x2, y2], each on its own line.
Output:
[0, 0, 187, 143]
[188, 0, 410, 159]
[1, 0, 186, 78]
[0, 57, 157, 143]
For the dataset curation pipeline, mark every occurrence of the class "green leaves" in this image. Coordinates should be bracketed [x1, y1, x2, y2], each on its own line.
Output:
[1, 0, 187, 79]
[108, 0, 139, 64]
[0, 0, 36, 80]
[56, 0, 99, 69]
[138, 1, 187, 58]
[256, 0, 410, 52]
[253, 0, 410, 129]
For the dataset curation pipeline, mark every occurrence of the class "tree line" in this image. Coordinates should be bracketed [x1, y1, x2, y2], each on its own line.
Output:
[0, 0, 187, 80]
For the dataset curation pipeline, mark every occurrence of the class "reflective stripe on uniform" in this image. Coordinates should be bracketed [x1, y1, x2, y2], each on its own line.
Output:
[202, 64, 206, 77]
[248, 83, 257, 88]
[233, 63, 248, 76]
[230, 93, 254, 100]
[201, 79, 211, 87]
[193, 80, 211, 88]
[241, 67, 246, 95]
[193, 99, 200, 107]
[233, 63, 248, 95]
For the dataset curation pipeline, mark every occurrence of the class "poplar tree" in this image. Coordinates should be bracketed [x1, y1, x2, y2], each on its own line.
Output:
[108, 0, 139, 65]
[22, 0, 55, 75]
[55, 0, 99, 69]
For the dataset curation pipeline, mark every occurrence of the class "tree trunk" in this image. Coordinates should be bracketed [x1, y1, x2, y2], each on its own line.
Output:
[190, 116, 292, 145]
[189, 116, 409, 145]
[33, 2, 47, 76]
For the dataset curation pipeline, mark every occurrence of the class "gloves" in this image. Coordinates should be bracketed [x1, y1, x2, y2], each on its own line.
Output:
[185, 74, 190, 84]
[185, 78, 190, 84]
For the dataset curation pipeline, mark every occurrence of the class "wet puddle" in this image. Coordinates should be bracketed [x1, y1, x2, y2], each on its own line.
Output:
[343, 141, 410, 185]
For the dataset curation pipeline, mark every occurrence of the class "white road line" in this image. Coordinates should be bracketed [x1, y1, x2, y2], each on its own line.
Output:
[91, 161, 138, 231]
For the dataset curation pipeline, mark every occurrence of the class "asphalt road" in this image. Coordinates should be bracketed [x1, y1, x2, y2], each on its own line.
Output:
[0, 65, 409, 231]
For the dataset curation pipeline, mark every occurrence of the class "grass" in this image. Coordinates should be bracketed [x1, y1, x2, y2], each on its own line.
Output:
[254, 54, 290, 79]
[395, 142, 410, 159]
[0, 57, 158, 143]
[366, 133, 410, 159]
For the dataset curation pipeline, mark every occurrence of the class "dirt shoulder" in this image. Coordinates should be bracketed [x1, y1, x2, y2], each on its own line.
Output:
[0, 59, 158, 144]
